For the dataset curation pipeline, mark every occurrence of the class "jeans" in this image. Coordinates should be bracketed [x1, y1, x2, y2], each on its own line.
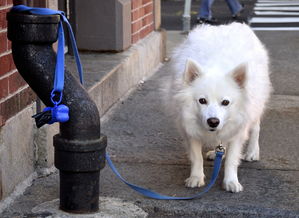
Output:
[199, 0, 243, 19]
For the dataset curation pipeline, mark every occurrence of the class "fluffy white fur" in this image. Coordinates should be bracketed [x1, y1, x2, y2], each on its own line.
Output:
[165, 23, 272, 192]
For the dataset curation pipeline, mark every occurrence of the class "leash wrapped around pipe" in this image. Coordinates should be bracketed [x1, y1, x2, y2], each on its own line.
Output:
[11, 5, 84, 128]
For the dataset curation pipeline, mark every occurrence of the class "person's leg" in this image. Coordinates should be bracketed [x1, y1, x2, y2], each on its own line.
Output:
[225, 0, 243, 16]
[198, 0, 215, 19]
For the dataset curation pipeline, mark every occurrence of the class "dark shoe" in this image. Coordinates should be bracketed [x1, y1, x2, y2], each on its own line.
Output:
[196, 17, 208, 24]
[196, 17, 218, 25]
[232, 3, 245, 19]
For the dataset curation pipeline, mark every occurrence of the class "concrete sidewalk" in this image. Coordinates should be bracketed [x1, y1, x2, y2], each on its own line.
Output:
[1, 30, 299, 217]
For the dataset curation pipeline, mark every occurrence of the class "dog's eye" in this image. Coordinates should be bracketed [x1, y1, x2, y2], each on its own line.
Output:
[199, 98, 207, 104]
[221, 100, 230, 106]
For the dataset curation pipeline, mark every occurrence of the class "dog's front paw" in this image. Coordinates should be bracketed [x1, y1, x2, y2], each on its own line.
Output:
[242, 151, 259, 162]
[223, 179, 243, 193]
[206, 150, 216, 161]
[185, 176, 205, 188]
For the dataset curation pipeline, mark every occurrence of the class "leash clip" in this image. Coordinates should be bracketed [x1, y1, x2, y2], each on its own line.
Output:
[215, 143, 225, 154]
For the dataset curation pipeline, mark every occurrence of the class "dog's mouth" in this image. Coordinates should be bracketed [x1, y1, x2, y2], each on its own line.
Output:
[209, 128, 216, 132]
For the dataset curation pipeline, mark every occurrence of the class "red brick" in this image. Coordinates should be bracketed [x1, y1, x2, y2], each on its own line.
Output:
[19, 86, 36, 110]
[0, 87, 36, 127]
[132, 33, 140, 44]
[13, 0, 24, 5]
[0, 31, 7, 53]
[8, 71, 26, 94]
[149, 22, 154, 31]
[131, 9, 140, 22]
[0, 0, 6, 7]
[142, 13, 153, 26]
[131, 19, 142, 34]
[138, 6, 145, 18]
[0, 76, 8, 99]
[142, 0, 152, 5]
[144, 2, 153, 14]
[140, 27, 147, 39]
[0, 53, 16, 76]
[7, 38, 11, 50]
[132, 0, 142, 10]
[0, 93, 20, 124]
[0, 8, 9, 30]
[140, 23, 154, 39]
[0, 111, 4, 127]
[7, 0, 13, 5]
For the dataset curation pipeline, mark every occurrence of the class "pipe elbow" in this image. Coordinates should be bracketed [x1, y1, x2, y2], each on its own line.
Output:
[7, 11, 101, 140]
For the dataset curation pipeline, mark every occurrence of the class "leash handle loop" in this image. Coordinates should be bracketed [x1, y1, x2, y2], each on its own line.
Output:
[11, 5, 84, 92]
[11, 5, 83, 127]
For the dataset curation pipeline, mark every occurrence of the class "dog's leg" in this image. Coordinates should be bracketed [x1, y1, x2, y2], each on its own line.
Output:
[185, 139, 205, 188]
[223, 136, 244, 192]
[243, 120, 260, 161]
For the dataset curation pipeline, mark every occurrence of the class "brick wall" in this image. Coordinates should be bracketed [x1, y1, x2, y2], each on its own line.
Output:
[0, 0, 36, 127]
[131, 0, 154, 44]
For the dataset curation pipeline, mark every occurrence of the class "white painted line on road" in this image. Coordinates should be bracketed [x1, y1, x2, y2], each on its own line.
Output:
[251, 17, 299, 22]
[258, 0, 299, 1]
[250, 0, 299, 31]
[258, 0, 299, 2]
[256, 3, 299, 6]
[254, 6, 299, 10]
[255, 10, 299, 15]
[252, 27, 299, 30]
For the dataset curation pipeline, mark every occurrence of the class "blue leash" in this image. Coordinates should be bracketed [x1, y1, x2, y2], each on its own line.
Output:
[106, 145, 224, 200]
[11, 5, 83, 127]
[11, 5, 224, 200]
[11, 5, 84, 95]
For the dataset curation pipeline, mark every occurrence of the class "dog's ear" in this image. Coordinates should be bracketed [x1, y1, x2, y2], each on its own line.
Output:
[184, 58, 202, 84]
[231, 63, 247, 88]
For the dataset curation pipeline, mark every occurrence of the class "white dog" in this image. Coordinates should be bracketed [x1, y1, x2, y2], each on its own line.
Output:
[165, 23, 272, 192]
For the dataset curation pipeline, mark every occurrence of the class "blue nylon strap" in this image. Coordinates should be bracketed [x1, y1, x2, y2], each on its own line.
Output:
[105, 151, 224, 200]
[54, 21, 65, 93]
[11, 5, 84, 95]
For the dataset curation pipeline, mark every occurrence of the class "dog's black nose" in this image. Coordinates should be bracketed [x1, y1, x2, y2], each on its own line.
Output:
[207, 117, 220, 128]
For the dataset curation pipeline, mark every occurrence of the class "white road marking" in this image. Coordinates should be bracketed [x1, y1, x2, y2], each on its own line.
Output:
[251, 17, 299, 22]
[250, 1, 299, 31]
[256, 3, 299, 6]
[255, 11, 299, 15]
[254, 6, 299, 10]
[252, 27, 299, 30]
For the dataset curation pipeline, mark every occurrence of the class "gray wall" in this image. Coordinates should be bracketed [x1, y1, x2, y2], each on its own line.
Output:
[72, 0, 131, 52]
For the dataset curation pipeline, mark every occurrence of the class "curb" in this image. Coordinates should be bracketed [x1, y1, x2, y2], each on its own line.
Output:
[88, 30, 166, 117]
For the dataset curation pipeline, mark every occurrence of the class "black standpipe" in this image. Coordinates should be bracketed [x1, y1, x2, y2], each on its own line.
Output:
[7, 11, 107, 213]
